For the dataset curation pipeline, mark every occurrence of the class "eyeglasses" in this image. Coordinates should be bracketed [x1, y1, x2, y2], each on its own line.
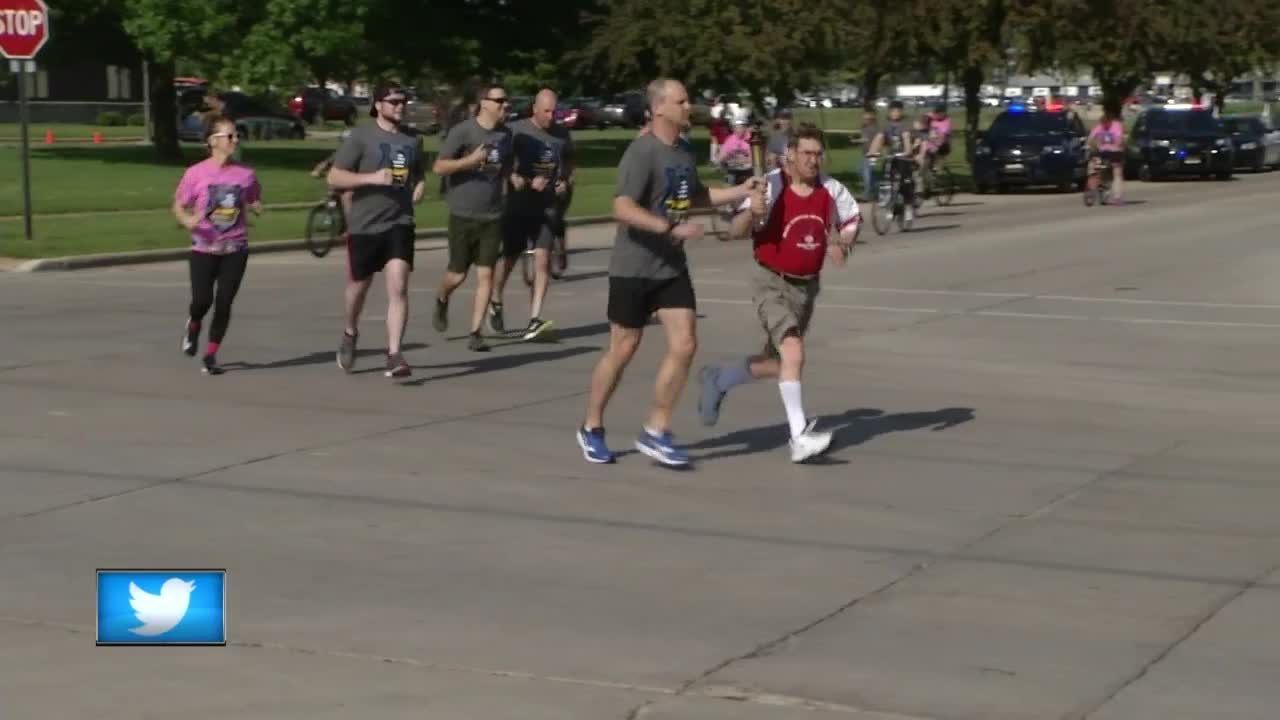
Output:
[211, 132, 239, 141]
[484, 96, 510, 105]
[380, 97, 406, 106]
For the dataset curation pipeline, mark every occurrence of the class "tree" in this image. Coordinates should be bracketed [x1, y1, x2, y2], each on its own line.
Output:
[1164, 0, 1280, 115]
[1010, 0, 1175, 115]
[825, 0, 915, 110]
[910, 0, 1008, 146]
[577, 0, 846, 114]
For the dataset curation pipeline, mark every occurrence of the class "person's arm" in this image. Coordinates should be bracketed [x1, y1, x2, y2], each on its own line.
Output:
[326, 135, 393, 190]
[172, 170, 201, 230]
[729, 177, 769, 239]
[433, 127, 489, 177]
[556, 133, 576, 195]
[246, 173, 264, 215]
[411, 137, 427, 203]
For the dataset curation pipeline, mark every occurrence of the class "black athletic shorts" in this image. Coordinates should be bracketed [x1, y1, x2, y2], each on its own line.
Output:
[347, 224, 415, 282]
[502, 209, 560, 259]
[607, 272, 697, 329]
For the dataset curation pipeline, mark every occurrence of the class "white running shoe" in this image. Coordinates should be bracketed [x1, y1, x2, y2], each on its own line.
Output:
[789, 419, 833, 463]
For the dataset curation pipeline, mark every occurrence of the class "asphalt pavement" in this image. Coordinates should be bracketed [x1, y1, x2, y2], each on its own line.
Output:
[3, 172, 1280, 719]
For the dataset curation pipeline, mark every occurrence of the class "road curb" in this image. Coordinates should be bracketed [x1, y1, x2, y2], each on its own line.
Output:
[9, 214, 622, 272]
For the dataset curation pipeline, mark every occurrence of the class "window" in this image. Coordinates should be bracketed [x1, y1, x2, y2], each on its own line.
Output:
[106, 65, 132, 100]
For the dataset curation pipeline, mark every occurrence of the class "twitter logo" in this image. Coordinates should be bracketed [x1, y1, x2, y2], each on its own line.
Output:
[97, 570, 226, 645]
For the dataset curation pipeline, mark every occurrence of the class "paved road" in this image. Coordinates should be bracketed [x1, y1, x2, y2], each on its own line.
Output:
[3, 173, 1280, 719]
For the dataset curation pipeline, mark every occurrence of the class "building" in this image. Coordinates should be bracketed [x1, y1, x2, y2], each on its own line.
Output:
[0, 59, 146, 124]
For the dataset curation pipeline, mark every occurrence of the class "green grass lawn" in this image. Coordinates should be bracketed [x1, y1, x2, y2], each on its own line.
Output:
[0, 125, 977, 258]
[0, 123, 147, 140]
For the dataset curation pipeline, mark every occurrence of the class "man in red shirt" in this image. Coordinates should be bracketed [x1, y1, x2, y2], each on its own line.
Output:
[697, 124, 861, 462]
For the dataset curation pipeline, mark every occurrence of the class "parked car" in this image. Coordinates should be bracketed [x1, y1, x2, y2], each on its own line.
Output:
[401, 90, 441, 135]
[1221, 114, 1280, 172]
[288, 87, 359, 125]
[971, 102, 1088, 193]
[1123, 105, 1233, 181]
[600, 92, 646, 128]
[178, 89, 306, 142]
[555, 97, 608, 129]
[506, 96, 534, 123]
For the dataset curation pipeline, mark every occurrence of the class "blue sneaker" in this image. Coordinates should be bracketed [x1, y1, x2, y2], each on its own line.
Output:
[577, 426, 615, 464]
[697, 365, 727, 427]
[636, 428, 690, 467]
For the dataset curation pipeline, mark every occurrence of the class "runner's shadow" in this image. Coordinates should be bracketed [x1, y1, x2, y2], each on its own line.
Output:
[222, 343, 429, 372]
[396, 345, 601, 386]
[689, 406, 976, 462]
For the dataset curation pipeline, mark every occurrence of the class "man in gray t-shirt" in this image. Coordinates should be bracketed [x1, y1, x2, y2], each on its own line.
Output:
[327, 84, 426, 380]
[575, 78, 759, 468]
[431, 84, 515, 352]
[766, 109, 793, 169]
[489, 88, 576, 341]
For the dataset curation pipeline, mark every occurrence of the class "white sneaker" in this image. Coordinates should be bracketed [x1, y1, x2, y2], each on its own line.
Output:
[789, 419, 833, 463]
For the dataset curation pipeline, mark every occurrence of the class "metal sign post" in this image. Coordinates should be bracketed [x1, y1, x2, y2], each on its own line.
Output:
[14, 59, 32, 240]
[2, 0, 52, 242]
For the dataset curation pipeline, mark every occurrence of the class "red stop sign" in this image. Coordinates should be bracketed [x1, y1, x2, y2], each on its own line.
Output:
[0, 0, 50, 60]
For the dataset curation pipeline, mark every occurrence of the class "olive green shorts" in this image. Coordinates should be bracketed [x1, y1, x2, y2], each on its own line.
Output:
[752, 264, 819, 359]
[447, 214, 502, 273]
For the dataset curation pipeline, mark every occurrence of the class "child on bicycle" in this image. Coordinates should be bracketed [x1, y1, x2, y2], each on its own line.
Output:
[1087, 108, 1125, 204]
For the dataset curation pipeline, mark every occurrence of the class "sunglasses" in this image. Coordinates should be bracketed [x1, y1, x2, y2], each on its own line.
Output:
[380, 97, 406, 106]
[484, 96, 510, 105]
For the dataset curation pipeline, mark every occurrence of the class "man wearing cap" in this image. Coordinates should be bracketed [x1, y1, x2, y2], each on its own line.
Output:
[328, 84, 427, 379]
[766, 109, 793, 169]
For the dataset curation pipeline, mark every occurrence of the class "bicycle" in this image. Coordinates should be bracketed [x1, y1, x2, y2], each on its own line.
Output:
[1083, 151, 1117, 207]
[917, 153, 955, 207]
[871, 154, 915, 235]
[305, 189, 346, 258]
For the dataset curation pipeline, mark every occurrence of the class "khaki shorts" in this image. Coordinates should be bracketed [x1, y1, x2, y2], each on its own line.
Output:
[752, 264, 818, 359]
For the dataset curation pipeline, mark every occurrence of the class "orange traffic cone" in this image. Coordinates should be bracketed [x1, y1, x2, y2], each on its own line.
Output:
[92, 131, 103, 144]
[44, 129, 54, 144]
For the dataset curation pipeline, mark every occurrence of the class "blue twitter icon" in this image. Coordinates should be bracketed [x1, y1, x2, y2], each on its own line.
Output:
[96, 569, 226, 645]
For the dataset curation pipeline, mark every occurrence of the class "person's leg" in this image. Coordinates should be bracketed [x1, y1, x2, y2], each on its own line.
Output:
[490, 213, 527, 333]
[647, 306, 697, 434]
[185, 251, 216, 356]
[1110, 155, 1124, 202]
[435, 215, 475, 333]
[467, 218, 502, 349]
[338, 234, 380, 372]
[384, 260, 410, 355]
[522, 215, 557, 339]
[582, 277, 649, 433]
[860, 156, 875, 201]
[207, 250, 248, 356]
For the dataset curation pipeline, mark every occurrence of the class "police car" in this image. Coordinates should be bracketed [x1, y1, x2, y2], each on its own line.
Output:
[971, 103, 1088, 193]
[1124, 105, 1234, 181]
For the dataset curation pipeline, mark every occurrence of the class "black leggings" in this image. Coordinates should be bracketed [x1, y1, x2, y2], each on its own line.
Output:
[189, 250, 248, 344]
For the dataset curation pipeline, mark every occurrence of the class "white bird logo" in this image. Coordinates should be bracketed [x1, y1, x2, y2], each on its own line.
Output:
[128, 578, 196, 636]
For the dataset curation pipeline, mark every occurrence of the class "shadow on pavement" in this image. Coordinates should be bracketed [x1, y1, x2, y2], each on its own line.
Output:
[222, 342, 429, 372]
[689, 406, 976, 462]
[905, 224, 962, 234]
[397, 345, 602, 386]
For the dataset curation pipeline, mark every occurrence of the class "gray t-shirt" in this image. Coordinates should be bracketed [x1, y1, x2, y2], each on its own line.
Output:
[767, 128, 791, 158]
[437, 117, 514, 220]
[508, 118, 574, 216]
[609, 133, 705, 279]
[332, 123, 424, 236]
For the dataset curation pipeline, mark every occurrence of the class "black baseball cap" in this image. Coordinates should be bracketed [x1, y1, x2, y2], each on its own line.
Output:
[370, 84, 406, 117]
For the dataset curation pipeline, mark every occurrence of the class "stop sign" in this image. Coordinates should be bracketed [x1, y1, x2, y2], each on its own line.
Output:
[0, 0, 50, 60]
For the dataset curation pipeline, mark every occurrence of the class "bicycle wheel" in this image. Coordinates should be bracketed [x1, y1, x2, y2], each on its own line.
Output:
[871, 183, 895, 236]
[934, 167, 955, 206]
[305, 203, 340, 258]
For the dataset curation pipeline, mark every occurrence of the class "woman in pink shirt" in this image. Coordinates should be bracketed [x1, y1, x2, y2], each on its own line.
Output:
[172, 114, 263, 375]
[1087, 108, 1126, 204]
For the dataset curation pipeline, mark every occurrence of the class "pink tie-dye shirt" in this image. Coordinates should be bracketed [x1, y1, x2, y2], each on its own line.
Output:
[174, 158, 262, 255]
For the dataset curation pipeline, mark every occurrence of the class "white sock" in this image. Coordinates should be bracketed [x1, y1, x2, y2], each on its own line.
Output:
[778, 381, 807, 438]
[716, 357, 754, 392]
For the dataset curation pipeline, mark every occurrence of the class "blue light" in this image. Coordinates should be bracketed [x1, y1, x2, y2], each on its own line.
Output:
[1008, 104, 1025, 113]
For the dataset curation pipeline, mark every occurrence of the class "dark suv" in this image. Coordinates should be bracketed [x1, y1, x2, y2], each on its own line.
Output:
[971, 105, 1088, 193]
[288, 87, 359, 125]
[1124, 106, 1234, 181]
